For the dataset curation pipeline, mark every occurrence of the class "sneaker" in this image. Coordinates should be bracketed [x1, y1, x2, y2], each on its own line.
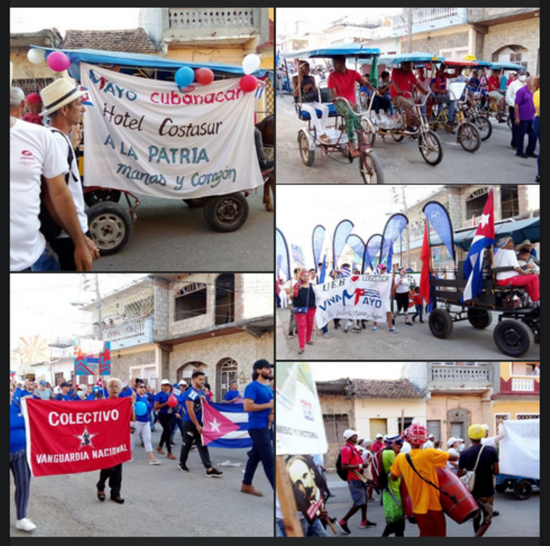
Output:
[344, 327, 349, 333]
[206, 467, 223, 478]
[178, 463, 190, 473]
[526, 153, 538, 158]
[353, 327, 361, 333]
[149, 458, 162, 465]
[389, 327, 398, 333]
[337, 520, 351, 535]
[16, 518, 37, 532]
[404, 125, 418, 134]
[287, 333, 295, 339]
[323, 332, 331, 339]
[405, 321, 414, 327]
[360, 520, 377, 528]
[372, 326, 378, 332]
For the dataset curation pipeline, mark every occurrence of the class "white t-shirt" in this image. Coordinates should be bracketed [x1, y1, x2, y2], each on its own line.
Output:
[481, 436, 497, 447]
[494, 248, 520, 280]
[50, 129, 88, 238]
[447, 447, 460, 470]
[506, 79, 525, 107]
[10, 119, 67, 271]
[394, 275, 411, 294]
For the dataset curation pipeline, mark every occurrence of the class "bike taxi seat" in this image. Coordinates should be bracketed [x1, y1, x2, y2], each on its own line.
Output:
[298, 103, 338, 121]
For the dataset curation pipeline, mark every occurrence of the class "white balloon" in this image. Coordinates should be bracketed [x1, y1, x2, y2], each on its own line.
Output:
[27, 48, 45, 65]
[242, 53, 261, 75]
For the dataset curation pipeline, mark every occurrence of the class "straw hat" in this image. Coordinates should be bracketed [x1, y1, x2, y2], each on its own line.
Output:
[39, 78, 86, 117]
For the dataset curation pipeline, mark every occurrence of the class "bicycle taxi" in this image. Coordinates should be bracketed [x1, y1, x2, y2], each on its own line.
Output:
[32, 46, 271, 254]
[281, 44, 384, 184]
[364, 52, 445, 166]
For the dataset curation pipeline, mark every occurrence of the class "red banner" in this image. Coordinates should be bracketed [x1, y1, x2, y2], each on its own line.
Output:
[22, 398, 132, 477]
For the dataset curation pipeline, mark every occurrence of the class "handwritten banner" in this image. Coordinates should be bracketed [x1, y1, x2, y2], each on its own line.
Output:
[313, 274, 392, 327]
[81, 64, 263, 198]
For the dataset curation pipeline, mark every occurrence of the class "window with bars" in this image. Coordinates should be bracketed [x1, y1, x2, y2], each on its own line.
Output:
[516, 414, 539, 420]
[323, 414, 349, 444]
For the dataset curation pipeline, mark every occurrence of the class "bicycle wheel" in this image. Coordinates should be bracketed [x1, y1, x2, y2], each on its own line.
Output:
[359, 150, 384, 184]
[457, 122, 481, 153]
[359, 118, 377, 147]
[418, 130, 443, 166]
[474, 115, 493, 141]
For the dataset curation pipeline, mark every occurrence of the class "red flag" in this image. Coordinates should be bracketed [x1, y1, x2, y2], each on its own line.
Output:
[420, 220, 431, 305]
[22, 398, 132, 477]
[201, 400, 240, 446]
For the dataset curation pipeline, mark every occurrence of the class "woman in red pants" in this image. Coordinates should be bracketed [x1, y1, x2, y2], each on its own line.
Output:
[293, 270, 317, 354]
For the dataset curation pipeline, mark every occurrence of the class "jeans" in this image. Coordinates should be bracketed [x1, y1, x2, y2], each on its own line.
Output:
[243, 428, 274, 488]
[533, 116, 540, 176]
[276, 518, 328, 537]
[433, 93, 456, 122]
[158, 413, 174, 453]
[411, 304, 423, 321]
[27, 245, 61, 272]
[10, 448, 31, 519]
[516, 120, 537, 156]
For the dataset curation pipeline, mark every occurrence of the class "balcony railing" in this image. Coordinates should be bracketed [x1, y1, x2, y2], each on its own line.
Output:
[431, 366, 490, 382]
[392, 8, 460, 32]
[102, 317, 151, 342]
[511, 378, 535, 392]
[168, 8, 254, 31]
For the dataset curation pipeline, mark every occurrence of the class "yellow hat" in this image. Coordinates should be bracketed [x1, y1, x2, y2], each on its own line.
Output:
[468, 424, 486, 440]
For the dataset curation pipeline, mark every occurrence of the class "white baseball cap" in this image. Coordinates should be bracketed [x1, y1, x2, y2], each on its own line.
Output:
[482, 424, 490, 431]
[343, 429, 359, 440]
[178, 379, 187, 386]
[376, 433, 384, 439]
[447, 437, 457, 447]
[160, 379, 171, 385]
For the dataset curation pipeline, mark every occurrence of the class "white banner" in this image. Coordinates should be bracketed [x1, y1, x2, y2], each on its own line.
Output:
[276, 362, 328, 456]
[313, 274, 392, 327]
[81, 63, 263, 198]
[499, 420, 539, 480]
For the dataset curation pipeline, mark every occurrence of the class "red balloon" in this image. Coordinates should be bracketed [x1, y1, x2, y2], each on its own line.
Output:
[195, 68, 214, 86]
[239, 74, 258, 93]
[167, 395, 178, 408]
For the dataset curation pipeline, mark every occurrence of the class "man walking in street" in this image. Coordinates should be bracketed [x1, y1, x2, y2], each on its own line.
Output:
[241, 359, 274, 496]
[337, 429, 377, 534]
[178, 370, 223, 477]
[458, 424, 500, 537]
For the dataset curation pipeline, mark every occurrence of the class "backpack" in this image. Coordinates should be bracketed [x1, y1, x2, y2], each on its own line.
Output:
[39, 128, 78, 243]
[371, 448, 388, 490]
[335, 451, 348, 481]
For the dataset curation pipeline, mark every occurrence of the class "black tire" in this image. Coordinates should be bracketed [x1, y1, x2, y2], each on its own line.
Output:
[429, 308, 453, 339]
[391, 132, 404, 142]
[457, 122, 481, 153]
[86, 202, 133, 256]
[203, 193, 249, 232]
[183, 198, 206, 208]
[361, 118, 377, 147]
[475, 115, 493, 141]
[513, 480, 533, 500]
[298, 131, 315, 166]
[84, 189, 121, 207]
[467, 308, 493, 329]
[493, 319, 534, 357]
[495, 481, 509, 494]
[418, 130, 444, 166]
[359, 150, 384, 184]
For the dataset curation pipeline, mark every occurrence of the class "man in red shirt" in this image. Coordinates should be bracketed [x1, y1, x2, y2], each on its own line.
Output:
[371, 433, 385, 453]
[336, 429, 377, 534]
[391, 61, 429, 134]
[487, 69, 505, 119]
[22, 93, 44, 126]
[431, 63, 458, 127]
[328, 55, 379, 158]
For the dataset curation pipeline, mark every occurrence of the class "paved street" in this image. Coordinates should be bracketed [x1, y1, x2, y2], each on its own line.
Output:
[90, 191, 273, 272]
[275, 94, 539, 185]
[321, 475, 539, 537]
[275, 308, 540, 361]
[9, 430, 273, 537]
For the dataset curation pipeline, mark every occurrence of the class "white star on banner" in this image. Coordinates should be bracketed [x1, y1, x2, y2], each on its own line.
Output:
[75, 427, 98, 449]
[210, 419, 221, 432]
[479, 213, 490, 228]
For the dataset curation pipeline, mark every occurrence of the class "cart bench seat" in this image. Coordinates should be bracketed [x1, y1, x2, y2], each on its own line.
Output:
[298, 103, 338, 121]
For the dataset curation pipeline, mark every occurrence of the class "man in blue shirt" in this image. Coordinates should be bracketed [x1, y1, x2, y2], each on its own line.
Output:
[241, 359, 274, 497]
[54, 382, 74, 401]
[223, 379, 242, 403]
[178, 370, 223, 477]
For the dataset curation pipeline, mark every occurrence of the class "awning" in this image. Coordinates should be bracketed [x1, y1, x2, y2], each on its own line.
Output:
[281, 44, 380, 59]
[378, 52, 445, 65]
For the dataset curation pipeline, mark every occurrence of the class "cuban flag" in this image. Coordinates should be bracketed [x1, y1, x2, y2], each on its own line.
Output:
[462, 190, 495, 302]
[202, 402, 253, 449]
[78, 85, 94, 107]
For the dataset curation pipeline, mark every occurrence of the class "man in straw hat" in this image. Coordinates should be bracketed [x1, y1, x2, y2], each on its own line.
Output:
[493, 236, 540, 302]
[457, 424, 499, 537]
[39, 78, 99, 270]
[389, 423, 458, 536]
[10, 63, 93, 271]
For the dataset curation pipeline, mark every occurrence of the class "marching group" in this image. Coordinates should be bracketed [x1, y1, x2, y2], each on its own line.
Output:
[10, 359, 274, 533]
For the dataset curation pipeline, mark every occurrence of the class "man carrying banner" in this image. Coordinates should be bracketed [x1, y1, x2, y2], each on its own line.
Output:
[178, 370, 223, 478]
[241, 359, 274, 496]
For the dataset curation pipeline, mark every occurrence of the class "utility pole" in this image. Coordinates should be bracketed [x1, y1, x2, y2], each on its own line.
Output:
[406, 8, 413, 54]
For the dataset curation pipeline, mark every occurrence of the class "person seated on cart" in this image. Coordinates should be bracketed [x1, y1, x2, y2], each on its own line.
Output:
[254, 127, 274, 171]
[415, 66, 433, 116]
[292, 61, 332, 145]
[431, 63, 457, 127]
[372, 71, 394, 118]
[389, 61, 429, 135]
[328, 55, 379, 158]
[517, 246, 540, 275]
[494, 236, 540, 303]
[488, 69, 506, 122]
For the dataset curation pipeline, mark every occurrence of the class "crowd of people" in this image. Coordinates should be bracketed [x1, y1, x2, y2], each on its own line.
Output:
[10, 359, 274, 533]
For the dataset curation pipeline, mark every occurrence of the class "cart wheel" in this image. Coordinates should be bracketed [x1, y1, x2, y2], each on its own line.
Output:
[418, 130, 444, 166]
[84, 189, 121, 207]
[203, 193, 249, 232]
[475, 115, 493, 141]
[429, 308, 453, 338]
[513, 480, 533, 500]
[359, 150, 384, 184]
[493, 319, 534, 357]
[391, 132, 404, 142]
[457, 122, 481, 153]
[467, 308, 493, 329]
[298, 132, 315, 166]
[495, 481, 509, 493]
[182, 198, 206, 208]
[86, 202, 133, 256]
[361, 118, 377, 147]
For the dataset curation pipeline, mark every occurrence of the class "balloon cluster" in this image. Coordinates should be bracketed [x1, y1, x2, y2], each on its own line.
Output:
[240, 53, 260, 94]
[175, 66, 215, 89]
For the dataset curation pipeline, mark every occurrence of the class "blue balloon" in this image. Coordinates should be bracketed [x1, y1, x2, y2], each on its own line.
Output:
[135, 401, 148, 417]
[175, 67, 194, 88]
